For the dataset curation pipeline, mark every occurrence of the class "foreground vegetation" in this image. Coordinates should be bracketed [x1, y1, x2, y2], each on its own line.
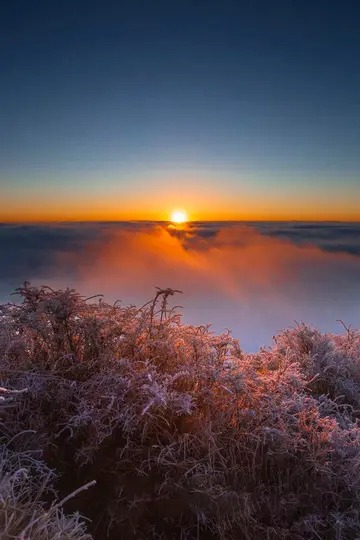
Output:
[1, 283, 360, 539]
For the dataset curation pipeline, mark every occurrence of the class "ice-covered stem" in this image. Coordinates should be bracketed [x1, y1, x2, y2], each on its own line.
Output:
[149, 287, 182, 334]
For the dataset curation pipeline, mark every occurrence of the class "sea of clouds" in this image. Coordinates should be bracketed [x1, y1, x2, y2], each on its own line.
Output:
[1, 221, 359, 350]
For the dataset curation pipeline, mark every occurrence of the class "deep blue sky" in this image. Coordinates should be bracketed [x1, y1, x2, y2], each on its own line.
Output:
[1, 0, 359, 220]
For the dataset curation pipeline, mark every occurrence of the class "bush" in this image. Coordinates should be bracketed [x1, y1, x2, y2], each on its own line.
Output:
[1, 283, 360, 539]
[0, 387, 92, 539]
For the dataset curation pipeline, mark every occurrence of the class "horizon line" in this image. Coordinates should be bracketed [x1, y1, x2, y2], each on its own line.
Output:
[1, 218, 360, 225]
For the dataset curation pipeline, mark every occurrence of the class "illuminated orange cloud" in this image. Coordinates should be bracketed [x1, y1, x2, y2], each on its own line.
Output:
[15, 221, 360, 350]
[55, 222, 359, 307]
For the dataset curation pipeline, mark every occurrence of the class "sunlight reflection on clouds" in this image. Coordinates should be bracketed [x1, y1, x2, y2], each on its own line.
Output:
[0, 221, 359, 350]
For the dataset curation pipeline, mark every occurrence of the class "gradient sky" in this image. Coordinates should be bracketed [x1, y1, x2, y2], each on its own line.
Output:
[1, 0, 360, 221]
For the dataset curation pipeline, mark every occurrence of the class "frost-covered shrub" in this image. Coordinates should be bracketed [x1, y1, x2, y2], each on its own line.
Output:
[273, 322, 360, 410]
[0, 386, 92, 539]
[1, 283, 360, 539]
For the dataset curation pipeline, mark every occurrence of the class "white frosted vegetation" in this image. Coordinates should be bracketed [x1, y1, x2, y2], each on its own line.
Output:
[0, 284, 360, 539]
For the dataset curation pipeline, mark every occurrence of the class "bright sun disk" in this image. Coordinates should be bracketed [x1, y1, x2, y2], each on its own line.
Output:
[171, 210, 188, 223]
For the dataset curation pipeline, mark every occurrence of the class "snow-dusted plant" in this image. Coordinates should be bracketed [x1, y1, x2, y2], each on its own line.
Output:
[1, 283, 360, 539]
[0, 386, 93, 539]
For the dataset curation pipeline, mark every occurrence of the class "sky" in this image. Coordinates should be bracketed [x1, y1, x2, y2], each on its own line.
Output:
[1, 0, 360, 221]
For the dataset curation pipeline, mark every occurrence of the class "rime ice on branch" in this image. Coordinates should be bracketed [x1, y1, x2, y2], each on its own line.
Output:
[1, 283, 360, 539]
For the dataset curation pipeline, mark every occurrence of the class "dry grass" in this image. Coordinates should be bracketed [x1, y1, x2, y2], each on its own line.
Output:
[0, 387, 92, 539]
[1, 283, 360, 539]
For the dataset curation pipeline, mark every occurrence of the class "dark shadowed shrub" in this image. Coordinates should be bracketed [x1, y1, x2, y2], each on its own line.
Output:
[0, 387, 92, 539]
[1, 283, 360, 539]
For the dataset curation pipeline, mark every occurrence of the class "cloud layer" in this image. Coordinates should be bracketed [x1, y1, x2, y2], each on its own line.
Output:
[1, 221, 359, 350]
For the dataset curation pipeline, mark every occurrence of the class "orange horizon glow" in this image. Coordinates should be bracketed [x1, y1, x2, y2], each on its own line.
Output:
[1, 207, 359, 223]
[1, 190, 359, 223]
[2, 170, 359, 223]
[1, 213, 360, 223]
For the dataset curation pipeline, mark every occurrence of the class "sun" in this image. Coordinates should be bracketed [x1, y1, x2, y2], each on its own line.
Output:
[170, 210, 188, 223]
